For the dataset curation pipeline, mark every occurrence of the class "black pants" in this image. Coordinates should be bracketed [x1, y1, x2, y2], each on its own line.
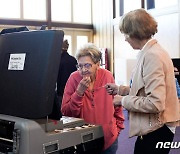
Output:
[134, 125, 174, 154]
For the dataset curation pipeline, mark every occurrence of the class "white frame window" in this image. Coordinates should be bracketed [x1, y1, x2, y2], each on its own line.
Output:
[0, 0, 92, 24]
[63, 29, 93, 56]
[0, 0, 21, 19]
[51, 0, 92, 24]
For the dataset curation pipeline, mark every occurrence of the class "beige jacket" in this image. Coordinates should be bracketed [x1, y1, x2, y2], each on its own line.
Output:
[121, 39, 180, 137]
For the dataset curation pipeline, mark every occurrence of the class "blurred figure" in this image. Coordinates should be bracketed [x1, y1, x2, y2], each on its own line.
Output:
[49, 39, 77, 120]
[106, 9, 180, 154]
[174, 67, 180, 98]
[57, 39, 77, 97]
[175, 78, 180, 98]
[61, 43, 124, 154]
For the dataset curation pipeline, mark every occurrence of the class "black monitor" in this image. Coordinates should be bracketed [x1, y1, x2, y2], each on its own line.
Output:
[0, 30, 64, 119]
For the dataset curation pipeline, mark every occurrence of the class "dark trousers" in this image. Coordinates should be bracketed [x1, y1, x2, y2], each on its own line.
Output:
[101, 138, 118, 154]
[134, 125, 174, 154]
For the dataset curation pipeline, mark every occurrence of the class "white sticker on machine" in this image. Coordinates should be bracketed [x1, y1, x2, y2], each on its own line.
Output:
[8, 53, 26, 70]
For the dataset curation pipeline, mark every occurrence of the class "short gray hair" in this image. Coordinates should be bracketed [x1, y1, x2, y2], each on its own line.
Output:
[76, 43, 102, 64]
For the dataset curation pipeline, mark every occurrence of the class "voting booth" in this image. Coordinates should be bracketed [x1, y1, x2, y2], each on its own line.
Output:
[0, 30, 104, 154]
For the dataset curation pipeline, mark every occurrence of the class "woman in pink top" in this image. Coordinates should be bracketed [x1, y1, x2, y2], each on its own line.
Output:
[61, 43, 124, 153]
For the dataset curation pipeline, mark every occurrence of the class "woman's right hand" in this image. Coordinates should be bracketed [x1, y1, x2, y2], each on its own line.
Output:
[105, 83, 119, 95]
[76, 77, 91, 96]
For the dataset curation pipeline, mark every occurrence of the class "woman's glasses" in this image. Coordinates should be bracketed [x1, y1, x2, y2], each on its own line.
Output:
[76, 63, 93, 70]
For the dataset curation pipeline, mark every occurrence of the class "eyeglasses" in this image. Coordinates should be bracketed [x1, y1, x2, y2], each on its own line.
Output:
[76, 63, 93, 70]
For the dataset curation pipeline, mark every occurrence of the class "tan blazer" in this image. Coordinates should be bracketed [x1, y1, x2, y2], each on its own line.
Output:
[121, 39, 180, 137]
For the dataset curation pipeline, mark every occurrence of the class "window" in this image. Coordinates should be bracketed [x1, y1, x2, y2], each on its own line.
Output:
[51, 0, 92, 23]
[77, 36, 88, 49]
[0, 0, 20, 18]
[51, 0, 71, 22]
[23, 0, 46, 20]
[0, 0, 93, 61]
[73, 0, 91, 23]
[62, 29, 92, 56]
[63, 34, 89, 56]
[0, 0, 92, 24]
[0, 0, 46, 20]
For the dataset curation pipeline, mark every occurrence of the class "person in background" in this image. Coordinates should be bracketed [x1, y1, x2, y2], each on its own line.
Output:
[174, 67, 180, 98]
[61, 43, 124, 154]
[49, 39, 77, 120]
[56, 39, 77, 97]
[175, 78, 180, 98]
[105, 9, 180, 154]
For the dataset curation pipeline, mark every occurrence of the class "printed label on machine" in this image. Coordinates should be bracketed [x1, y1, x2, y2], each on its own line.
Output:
[8, 53, 26, 70]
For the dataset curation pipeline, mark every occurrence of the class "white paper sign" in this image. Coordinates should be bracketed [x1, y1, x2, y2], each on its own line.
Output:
[8, 53, 26, 70]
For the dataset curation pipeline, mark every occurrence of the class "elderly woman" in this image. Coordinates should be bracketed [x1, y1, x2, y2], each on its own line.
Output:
[61, 43, 124, 154]
[106, 9, 180, 154]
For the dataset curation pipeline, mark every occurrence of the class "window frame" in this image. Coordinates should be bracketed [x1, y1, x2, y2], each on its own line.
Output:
[0, 0, 93, 29]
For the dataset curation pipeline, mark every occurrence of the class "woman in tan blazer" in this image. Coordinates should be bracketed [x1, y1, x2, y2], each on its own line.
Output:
[106, 9, 180, 154]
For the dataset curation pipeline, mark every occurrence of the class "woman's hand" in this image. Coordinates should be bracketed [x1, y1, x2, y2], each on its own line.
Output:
[105, 83, 119, 95]
[76, 77, 91, 96]
[113, 95, 123, 106]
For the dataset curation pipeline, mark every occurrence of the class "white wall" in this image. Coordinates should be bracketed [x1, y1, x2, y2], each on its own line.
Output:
[113, 3, 180, 85]
[150, 5, 180, 58]
[113, 21, 138, 85]
[114, 58, 136, 86]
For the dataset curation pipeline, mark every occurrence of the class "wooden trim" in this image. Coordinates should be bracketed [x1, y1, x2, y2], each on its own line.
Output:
[51, 22, 93, 29]
[141, 0, 145, 8]
[0, 19, 47, 26]
[46, 0, 51, 29]
[113, 0, 116, 18]
[0, 19, 93, 29]
[20, 0, 23, 18]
